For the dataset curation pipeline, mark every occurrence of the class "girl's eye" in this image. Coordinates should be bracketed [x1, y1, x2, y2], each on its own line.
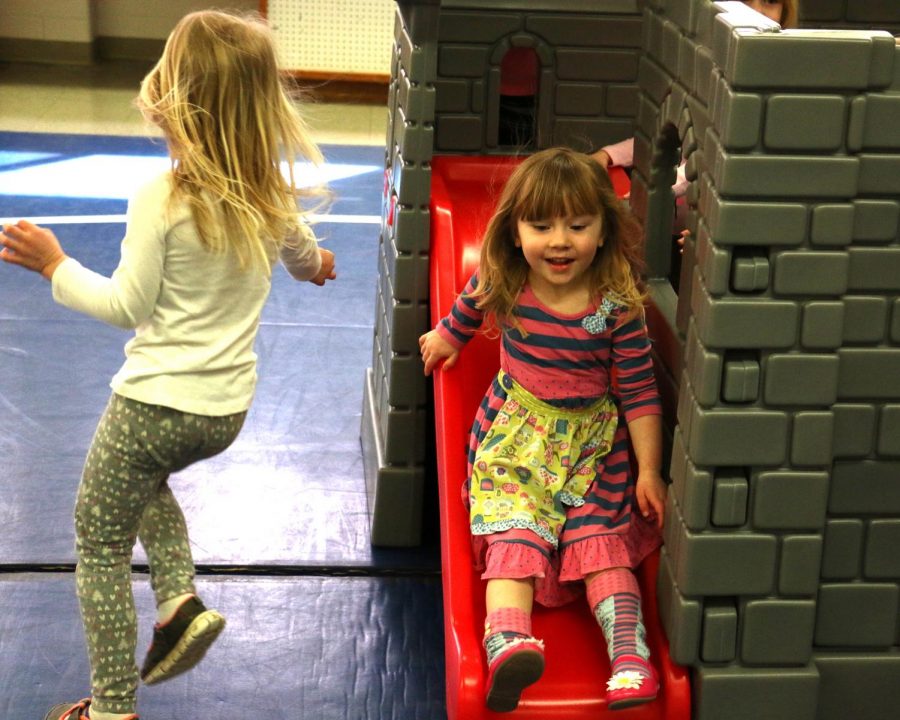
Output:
[531, 223, 550, 231]
[570, 224, 587, 231]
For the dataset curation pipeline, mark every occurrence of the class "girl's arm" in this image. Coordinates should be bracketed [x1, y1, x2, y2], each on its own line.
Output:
[627, 413, 666, 529]
[281, 220, 334, 283]
[420, 272, 485, 375]
[611, 310, 667, 528]
[50, 180, 167, 329]
[3, 178, 168, 329]
[610, 311, 660, 418]
[592, 137, 635, 169]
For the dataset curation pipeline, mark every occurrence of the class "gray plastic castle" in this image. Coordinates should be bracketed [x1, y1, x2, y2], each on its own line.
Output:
[359, 1, 900, 717]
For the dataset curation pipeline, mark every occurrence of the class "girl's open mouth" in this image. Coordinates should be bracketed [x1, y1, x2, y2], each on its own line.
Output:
[546, 258, 573, 272]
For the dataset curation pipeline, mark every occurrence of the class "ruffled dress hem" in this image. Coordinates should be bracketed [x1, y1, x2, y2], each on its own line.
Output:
[472, 519, 559, 547]
[473, 514, 662, 608]
[558, 515, 661, 583]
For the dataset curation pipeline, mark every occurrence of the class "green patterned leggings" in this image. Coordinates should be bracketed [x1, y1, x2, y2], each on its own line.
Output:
[75, 393, 245, 714]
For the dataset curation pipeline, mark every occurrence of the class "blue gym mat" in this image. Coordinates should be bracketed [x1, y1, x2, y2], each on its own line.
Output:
[0, 573, 444, 719]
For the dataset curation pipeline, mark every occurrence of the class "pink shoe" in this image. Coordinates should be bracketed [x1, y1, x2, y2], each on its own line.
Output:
[485, 637, 545, 712]
[606, 655, 659, 710]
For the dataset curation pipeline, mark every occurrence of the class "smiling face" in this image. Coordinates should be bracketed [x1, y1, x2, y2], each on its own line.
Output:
[742, 0, 784, 23]
[515, 213, 604, 306]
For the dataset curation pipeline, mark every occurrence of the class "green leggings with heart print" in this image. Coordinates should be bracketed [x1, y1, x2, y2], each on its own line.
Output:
[74, 393, 245, 714]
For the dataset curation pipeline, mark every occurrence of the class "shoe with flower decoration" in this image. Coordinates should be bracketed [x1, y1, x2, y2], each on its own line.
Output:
[605, 654, 659, 710]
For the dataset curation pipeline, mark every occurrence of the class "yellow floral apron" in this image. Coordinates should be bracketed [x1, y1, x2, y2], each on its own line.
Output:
[469, 371, 618, 546]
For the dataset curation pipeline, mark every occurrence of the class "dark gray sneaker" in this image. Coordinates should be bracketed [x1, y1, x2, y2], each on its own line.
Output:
[140, 596, 226, 685]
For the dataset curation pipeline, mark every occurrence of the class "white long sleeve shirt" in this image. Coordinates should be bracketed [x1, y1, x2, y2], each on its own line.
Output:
[52, 171, 322, 416]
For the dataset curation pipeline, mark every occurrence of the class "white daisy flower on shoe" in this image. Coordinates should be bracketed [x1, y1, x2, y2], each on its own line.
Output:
[607, 670, 645, 691]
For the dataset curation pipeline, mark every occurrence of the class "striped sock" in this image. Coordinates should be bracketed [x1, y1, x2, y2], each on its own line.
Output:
[484, 607, 532, 665]
[587, 569, 651, 679]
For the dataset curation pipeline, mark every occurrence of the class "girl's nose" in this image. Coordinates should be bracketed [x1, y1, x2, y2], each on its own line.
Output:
[548, 225, 570, 246]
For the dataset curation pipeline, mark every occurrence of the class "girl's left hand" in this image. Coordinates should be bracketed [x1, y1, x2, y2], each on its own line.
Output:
[635, 470, 667, 530]
[0, 220, 67, 279]
[310, 247, 336, 286]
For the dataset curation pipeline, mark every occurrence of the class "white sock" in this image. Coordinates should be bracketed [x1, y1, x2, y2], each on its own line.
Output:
[156, 593, 194, 624]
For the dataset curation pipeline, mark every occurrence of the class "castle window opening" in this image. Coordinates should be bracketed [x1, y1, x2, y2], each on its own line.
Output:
[498, 47, 539, 149]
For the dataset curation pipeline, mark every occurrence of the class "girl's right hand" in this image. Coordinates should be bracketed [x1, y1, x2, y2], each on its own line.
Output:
[419, 329, 459, 376]
[0, 220, 67, 279]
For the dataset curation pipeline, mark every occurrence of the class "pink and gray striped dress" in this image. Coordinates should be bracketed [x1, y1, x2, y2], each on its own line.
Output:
[436, 273, 663, 607]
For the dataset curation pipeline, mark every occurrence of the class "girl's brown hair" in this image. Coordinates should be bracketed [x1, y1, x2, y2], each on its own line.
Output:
[472, 147, 646, 326]
[137, 10, 326, 271]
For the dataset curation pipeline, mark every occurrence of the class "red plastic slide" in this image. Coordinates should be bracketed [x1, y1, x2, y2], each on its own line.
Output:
[428, 155, 691, 720]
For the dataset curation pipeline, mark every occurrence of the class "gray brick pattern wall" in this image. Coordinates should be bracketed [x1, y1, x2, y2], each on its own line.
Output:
[360, 1, 438, 546]
[799, 0, 900, 32]
[433, 2, 644, 153]
[642, 2, 900, 719]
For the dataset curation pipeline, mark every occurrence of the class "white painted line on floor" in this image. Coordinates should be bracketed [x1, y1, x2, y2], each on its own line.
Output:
[0, 154, 380, 199]
[0, 213, 381, 226]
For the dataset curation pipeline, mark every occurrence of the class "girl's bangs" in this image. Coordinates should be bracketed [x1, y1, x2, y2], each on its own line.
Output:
[514, 161, 599, 221]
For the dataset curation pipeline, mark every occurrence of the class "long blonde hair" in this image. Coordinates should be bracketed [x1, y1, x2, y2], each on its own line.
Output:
[473, 147, 646, 326]
[137, 10, 326, 270]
